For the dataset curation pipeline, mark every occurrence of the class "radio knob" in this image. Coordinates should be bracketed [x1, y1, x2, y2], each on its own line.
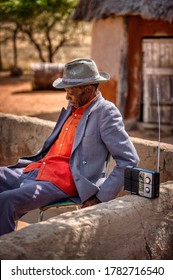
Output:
[145, 187, 150, 193]
[145, 176, 151, 184]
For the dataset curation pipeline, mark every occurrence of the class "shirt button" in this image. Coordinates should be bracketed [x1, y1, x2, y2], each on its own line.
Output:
[65, 127, 68, 130]
[74, 114, 77, 117]
[43, 162, 46, 165]
[60, 143, 63, 146]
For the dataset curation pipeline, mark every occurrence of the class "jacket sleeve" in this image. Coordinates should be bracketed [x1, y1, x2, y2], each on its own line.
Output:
[96, 101, 139, 202]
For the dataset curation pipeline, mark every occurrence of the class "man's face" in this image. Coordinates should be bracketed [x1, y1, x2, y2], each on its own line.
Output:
[65, 85, 96, 108]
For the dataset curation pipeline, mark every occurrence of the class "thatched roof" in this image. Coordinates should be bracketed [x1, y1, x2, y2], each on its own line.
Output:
[73, 0, 173, 22]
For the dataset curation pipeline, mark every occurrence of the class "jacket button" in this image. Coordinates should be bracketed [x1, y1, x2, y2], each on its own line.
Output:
[82, 160, 87, 165]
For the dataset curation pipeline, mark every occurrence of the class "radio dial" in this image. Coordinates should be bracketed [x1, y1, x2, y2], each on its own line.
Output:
[145, 176, 151, 184]
[145, 187, 150, 193]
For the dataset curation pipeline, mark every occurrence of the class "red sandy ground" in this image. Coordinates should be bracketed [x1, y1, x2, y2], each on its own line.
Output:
[0, 71, 67, 117]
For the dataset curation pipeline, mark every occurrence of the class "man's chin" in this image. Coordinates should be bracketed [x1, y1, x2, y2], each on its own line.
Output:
[72, 103, 80, 108]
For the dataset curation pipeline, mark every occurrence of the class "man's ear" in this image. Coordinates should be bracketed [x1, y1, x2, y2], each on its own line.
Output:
[85, 85, 95, 93]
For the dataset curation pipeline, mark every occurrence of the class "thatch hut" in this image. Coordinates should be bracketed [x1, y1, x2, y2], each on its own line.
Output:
[73, 0, 173, 125]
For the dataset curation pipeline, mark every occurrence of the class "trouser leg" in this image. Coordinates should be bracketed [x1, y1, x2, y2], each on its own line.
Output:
[0, 166, 24, 193]
[0, 168, 69, 236]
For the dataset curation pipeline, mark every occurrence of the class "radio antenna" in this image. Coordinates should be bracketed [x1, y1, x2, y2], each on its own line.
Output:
[156, 84, 161, 173]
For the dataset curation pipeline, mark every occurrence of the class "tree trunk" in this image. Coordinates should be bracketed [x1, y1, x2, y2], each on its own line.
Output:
[0, 26, 3, 70]
[12, 27, 18, 68]
[0, 39, 3, 70]
[46, 30, 53, 62]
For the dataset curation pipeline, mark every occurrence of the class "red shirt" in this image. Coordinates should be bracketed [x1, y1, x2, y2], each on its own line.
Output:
[23, 97, 97, 196]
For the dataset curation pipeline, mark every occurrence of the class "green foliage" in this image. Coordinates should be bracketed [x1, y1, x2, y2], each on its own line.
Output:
[0, 0, 79, 64]
[0, 0, 77, 23]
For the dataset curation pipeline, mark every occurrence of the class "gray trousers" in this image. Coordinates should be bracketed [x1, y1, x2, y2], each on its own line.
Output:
[0, 167, 70, 236]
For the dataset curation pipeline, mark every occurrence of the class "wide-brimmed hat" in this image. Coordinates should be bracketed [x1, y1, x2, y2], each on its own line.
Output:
[52, 58, 110, 89]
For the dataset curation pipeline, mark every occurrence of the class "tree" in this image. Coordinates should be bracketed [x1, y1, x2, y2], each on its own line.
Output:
[18, 0, 78, 62]
[0, 1, 22, 70]
[0, 0, 78, 68]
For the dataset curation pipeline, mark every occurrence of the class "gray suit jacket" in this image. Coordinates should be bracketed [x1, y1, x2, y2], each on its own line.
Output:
[15, 92, 139, 203]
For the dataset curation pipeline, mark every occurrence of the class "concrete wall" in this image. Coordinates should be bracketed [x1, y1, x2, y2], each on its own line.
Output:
[0, 113, 55, 166]
[0, 113, 173, 183]
[0, 181, 173, 260]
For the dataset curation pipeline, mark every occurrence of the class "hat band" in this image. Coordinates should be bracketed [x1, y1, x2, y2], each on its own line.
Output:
[62, 74, 100, 83]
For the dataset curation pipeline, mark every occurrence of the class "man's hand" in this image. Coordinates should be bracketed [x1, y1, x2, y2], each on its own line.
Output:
[81, 195, 101, 208]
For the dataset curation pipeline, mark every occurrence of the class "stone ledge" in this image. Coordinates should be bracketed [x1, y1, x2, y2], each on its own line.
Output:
[0, 181, 173, 259]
